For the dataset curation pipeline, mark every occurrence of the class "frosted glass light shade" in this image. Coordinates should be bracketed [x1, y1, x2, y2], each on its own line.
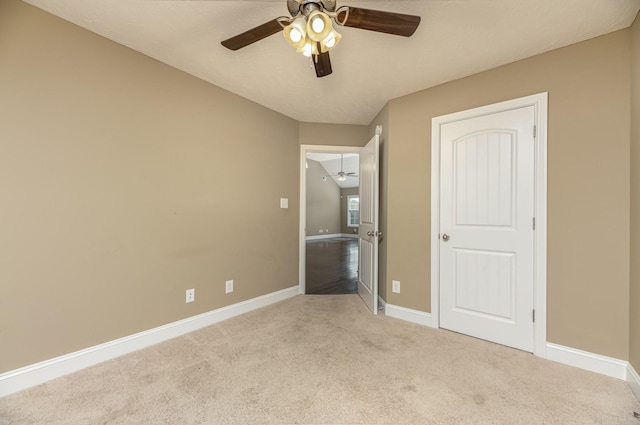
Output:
[283, 17, 307, 49]
[306, 11, 332, 42]
[298, 41, 318, 57]
[320, 29, 341, 52]
[290, 28, 302, 43]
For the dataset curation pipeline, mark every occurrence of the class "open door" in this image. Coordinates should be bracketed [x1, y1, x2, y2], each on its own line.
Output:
[357, 134, 380, 314]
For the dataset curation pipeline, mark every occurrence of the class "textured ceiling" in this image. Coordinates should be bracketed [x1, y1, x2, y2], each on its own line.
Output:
[23, 0, 640, 125]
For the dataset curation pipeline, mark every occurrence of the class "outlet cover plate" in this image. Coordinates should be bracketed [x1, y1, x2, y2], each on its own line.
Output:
[392, 280, 400, 294]
[225, 280, 234, 294]
[186, 288, 195, 303]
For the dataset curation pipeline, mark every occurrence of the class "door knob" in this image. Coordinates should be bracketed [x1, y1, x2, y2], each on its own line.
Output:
[367, 231, 373, 236]
[442, 233, 450, 242]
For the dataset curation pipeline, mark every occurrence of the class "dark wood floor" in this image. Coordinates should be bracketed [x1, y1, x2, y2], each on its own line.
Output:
[306, 237, 358, 294]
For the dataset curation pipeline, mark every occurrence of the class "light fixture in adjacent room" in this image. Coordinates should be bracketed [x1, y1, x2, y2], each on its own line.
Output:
[332, 154, 357, 182]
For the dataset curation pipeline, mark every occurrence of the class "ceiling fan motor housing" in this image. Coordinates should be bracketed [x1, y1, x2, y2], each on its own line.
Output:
[287, 0, 337, 17]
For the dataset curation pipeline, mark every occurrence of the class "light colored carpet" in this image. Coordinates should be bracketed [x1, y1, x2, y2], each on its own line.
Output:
[1, 295, 638, 424]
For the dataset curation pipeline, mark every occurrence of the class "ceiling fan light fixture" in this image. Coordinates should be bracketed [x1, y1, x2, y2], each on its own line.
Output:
[337, 173, 347, 182]
[283, 17, 307, 49]
[320, 29, 341, 52]
[299, 41, 317, 57]
[306, 10, 332, 42]
[290, 28, 302, 43]
[311, 16, 324, 33]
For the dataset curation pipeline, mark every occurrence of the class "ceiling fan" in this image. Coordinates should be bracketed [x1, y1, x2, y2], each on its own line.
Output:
[331, 154, 358, 181]
[221, 0, 421, 78]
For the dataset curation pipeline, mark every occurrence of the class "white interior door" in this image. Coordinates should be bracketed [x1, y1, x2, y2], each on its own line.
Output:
[439, 106, 535, 352]
[358, 135, 380, 314]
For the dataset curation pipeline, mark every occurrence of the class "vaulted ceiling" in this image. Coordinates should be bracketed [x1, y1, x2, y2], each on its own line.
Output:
[307, 153, 359, 188]
[23, 0, 640, 125]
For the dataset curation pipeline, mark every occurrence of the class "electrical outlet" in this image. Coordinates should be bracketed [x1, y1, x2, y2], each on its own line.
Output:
[325, 229, 329, 233]
[225, 280, 234, 294]
[186, 288, 195, 303]
[392, 280, 401, 294]
[319, 229, 323, 233]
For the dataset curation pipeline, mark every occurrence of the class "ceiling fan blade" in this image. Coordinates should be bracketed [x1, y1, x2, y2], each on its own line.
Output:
[313, 49, 332, 78]
[221, 19, 284, 51]
[337, 7, 421, 37]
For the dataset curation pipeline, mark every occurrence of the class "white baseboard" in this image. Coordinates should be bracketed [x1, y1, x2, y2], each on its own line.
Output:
[384, 303, 436, 328]
[627, 363, 640, 401]
[305, 233, 342, 241]
[378, 296, 386, 311]
[545, 343, 628, 380]
[0, 286, 299, 398]
[305, 233, 358, 241]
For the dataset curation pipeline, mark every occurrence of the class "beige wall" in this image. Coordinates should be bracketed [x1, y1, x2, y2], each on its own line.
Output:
[340, 188, 359, 235]
[299, 123, 369, 147]
[0, 0, 300, 372]
[384, 30, 631, 359]
[630, 14, 640, 373]
[3, 0, 638, 377]
[306, 160, 341, 236]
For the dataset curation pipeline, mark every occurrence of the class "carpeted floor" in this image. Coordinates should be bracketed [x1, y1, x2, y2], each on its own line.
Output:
[1, 295, 639, 424]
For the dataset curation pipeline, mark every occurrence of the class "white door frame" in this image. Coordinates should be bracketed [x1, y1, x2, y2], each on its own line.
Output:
[299, 144, 361, 294]
[430, 93, 548, 357]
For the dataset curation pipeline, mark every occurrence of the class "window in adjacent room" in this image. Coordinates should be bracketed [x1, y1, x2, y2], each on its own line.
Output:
[347, 195, 360, 227]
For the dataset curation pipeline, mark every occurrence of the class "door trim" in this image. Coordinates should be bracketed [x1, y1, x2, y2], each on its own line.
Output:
[430, 93, 548, 357]
[299, 144, 361, 294]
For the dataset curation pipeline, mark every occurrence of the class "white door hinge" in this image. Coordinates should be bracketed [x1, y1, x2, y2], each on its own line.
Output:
[533, 125, 537, 138]
[532, 217, 536, 230]
[532, 309, 536, 323]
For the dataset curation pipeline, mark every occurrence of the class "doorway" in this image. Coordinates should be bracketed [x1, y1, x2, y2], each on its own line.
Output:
[299, 146, 361, 295]
[431, 93, 548, 355]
